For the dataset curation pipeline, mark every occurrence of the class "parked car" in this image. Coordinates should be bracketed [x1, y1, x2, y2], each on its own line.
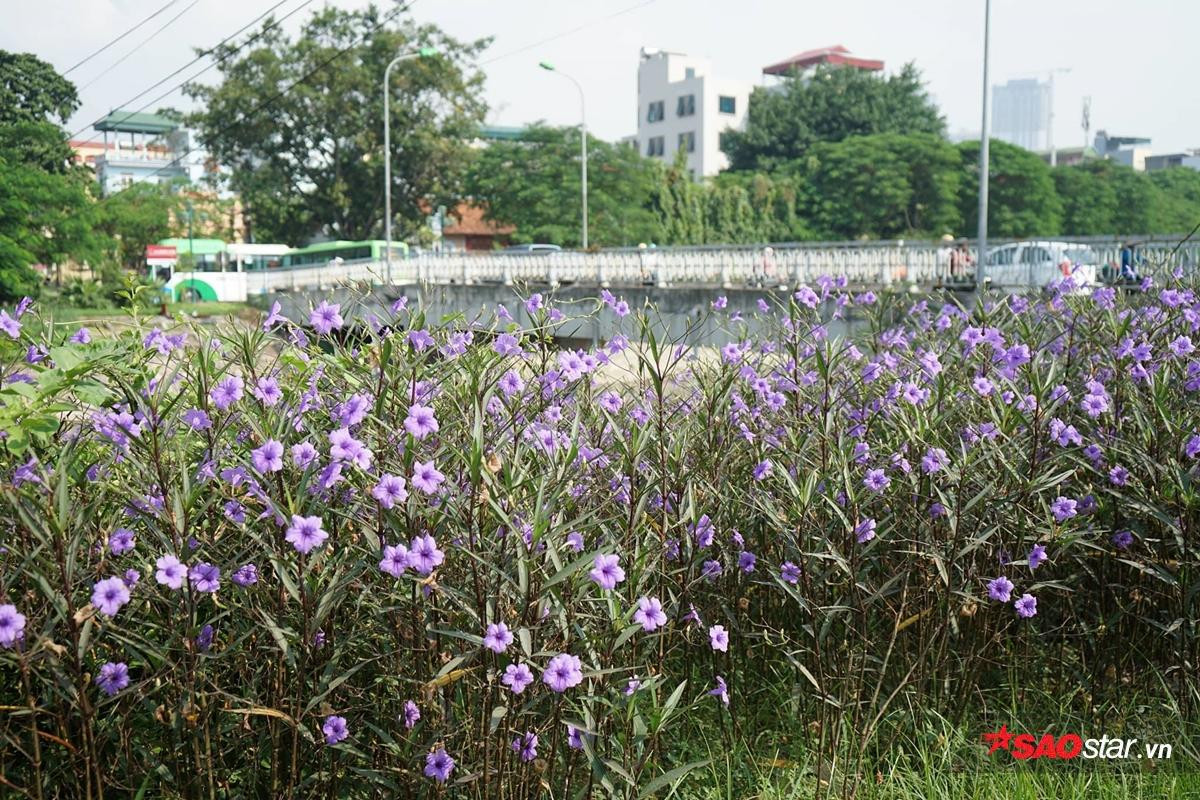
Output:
[980, 241, 1100, 290]
[500, 243, 563, 256]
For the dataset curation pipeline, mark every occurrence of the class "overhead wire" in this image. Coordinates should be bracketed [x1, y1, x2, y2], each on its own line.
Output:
[62, 0, 183, 76]
[77, 0, 204, 92]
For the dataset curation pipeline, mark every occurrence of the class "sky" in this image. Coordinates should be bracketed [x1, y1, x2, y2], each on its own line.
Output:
[3, 0, 1197, 154]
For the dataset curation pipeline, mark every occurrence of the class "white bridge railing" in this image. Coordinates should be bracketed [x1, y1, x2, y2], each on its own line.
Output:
[242, 235, 1200, 295]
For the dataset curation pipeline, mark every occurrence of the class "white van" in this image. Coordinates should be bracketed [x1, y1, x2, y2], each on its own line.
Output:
[981, 241, 1100, 290]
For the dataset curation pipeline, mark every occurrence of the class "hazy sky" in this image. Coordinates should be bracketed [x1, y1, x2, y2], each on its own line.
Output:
[4, 0, 1197, 153]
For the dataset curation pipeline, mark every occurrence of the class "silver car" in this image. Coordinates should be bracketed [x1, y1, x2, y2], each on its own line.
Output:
[981, 241, 1100, 289]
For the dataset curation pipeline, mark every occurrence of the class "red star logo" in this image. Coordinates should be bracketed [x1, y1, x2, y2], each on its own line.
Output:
[982, 724, 1013, 754]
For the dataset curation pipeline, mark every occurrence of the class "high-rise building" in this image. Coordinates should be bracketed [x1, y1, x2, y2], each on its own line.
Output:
[992, 79, 1050, 151]
[635, 48, 751, 178]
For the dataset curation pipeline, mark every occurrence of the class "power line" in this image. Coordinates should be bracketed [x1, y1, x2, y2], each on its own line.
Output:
[62, 0, 183, 76]
[130, 0, 418, 187]
[77, 0, 204, 92]
[482, 0, 660, 65]
[69, 0, 314, 142]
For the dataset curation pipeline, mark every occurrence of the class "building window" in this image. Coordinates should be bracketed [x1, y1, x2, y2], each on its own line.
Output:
[647, 136, 665, 157]
[676, 94, 695, 117]
[685, 67, 695, 79]
[678, 131, 695, 153]
[718, 95, 736, 114]
[646, 101, 664, 123]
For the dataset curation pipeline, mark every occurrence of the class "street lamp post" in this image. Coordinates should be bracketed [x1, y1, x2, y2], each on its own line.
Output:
[383, 47, 437, 285]
[977, 0, 991, 287]
[539, 61, 587, 250]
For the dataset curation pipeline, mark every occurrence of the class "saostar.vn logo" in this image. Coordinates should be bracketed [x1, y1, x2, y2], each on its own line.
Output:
[982, 725, 1173, 760]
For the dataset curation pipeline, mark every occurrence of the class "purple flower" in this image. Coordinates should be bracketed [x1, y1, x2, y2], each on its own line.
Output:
[123, 569, 140, 587]
[155, 555, 186, 589]
[512, 731, 539, 762]
[95, 662, 130, 696]
[1112, 530, 1134, 549]
[402, 700, 420, 728]
[425, 747, 455, 782]
[0, 310, 21, 338]
[411, 460, 445, 495]
[196, 624, 214, 652]
[182, 408, 213, 434]
[69, 327, 91, 344]
[262, 300, 286, 331]
[404, 404, 439, 440]
[372, 474, 408, 509]
[567, 724, 587, 750]
[210, 376, 243, 411]
[921, 448, 948, 474]
[379, 543, 410, 578]
[91, 576, 131, 617]
[251, 440, 284, 473]
[285, 515, 328, 555]
[709, 624, 729, 652]
[854, 518, 877, 544]
[753, 460, 773, 480]
[408, 329, 434, 350]
[502, 662, 535, 694]
[310, 301, 343, 335]
[1050, 496, 1078, 523]
[253, 376, 283, 406]
[1109, 465, 1129, 486]
[232, 564, 259, 587]
[709, 675, 729, 706]
[0, 604, 26, 648]
[589, 553, 625, 590]
[987, 576, 1014, 603]
[1186, 434, 1200, 460]
[633, 597, 667, 631]
[291, 442, 318, 469]
[189, 563, 221, 593]
[484, 622, 514, 654]
[408, 534, 444, 575]
[322, 715, 348, 745]
[566, 531, 585, 552]
[1028, 544, 1048, 570]
[738, 551, 757, 573]
[972, 376, 994, 397]
[543, 653, 584, 692]
[863, 468, 890, 492]
[1014, 593, 1038, 618]
[780, 561, 801, 584]
[109, 528, 135, 555]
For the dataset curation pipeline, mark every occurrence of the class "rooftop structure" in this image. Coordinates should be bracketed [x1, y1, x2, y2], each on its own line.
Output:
[762, 45, 884, 76]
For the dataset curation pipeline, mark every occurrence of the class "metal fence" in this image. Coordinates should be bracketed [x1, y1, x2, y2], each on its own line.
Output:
[243, 234, 1200, 294]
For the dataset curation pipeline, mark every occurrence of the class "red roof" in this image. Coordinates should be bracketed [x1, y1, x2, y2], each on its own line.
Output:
[763, 45, 884, 76]
[443, 204, 514, 237]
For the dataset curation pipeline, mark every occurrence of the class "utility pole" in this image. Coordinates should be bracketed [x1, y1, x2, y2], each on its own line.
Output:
[383, 47, 438, 285]
[540, 62, 588, 250]
[977, 0, 991, 286]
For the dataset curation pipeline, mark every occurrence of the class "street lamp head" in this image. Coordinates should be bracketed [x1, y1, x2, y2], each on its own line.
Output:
[538, 61, 555, 71]
[418, 47, 438, 58]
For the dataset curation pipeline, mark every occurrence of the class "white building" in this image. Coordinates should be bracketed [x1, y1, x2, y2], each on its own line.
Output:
[635, 48, 751, 178]
[992, 78, 1051, 151]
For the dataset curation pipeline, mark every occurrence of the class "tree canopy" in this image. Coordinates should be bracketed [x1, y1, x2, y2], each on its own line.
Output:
[955, 139, 1063, 238]
[721, 63, 945, 173]
[185, 4, 489, 245]
[465, 124, 663, 248]
[0, 51, 80, 127]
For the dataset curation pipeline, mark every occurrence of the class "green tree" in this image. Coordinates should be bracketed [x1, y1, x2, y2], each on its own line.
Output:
[797, 133, 960, 240]
[185, 4, 488, 244]
[956, 139, 1062, 238]
[94, 182, 184, 271]
[0, 50, 80, 127]
[465, 124, 663, 247]
[722, 63, 945, 173]
[1052, 162, 1119, 235]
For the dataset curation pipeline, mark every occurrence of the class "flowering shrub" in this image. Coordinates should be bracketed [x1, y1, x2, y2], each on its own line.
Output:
[1, 276, 1199, 797]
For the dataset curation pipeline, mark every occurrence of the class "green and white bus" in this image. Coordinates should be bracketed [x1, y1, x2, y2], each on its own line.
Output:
[281, 240, 409, 267]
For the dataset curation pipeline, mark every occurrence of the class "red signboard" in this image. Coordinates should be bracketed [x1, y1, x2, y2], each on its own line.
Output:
[145, 245, 177, 259]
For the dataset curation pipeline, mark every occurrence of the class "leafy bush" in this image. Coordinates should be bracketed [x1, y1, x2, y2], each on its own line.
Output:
[0, 276, 1198, 798]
